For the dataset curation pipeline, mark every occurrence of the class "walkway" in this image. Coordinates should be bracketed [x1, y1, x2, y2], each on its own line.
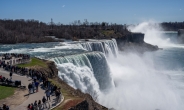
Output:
[0, 68, 63, 110]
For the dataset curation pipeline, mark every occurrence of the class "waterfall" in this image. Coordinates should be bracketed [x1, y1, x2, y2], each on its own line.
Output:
[79, 39, 118, 57]
[52, 52, 114, 93]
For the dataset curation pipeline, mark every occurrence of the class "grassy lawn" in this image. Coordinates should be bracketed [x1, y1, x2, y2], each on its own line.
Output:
[17, 57, 47, 68]
[0, 85, 15, 100]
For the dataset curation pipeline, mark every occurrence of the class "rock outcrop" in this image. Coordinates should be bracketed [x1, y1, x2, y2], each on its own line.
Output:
[116, 32, 159, 52]
[27, 58, 58, 78]
[30, 58, 107, 110]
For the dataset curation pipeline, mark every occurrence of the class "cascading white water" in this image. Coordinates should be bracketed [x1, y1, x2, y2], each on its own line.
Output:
[1, 34, 183, 110]
[52, 35, 184, 110]
[95, 21, 184, 110]
[57, 63, 100, 94]
[99, 52, 184, 110]
[79, 39, 118, 57]
[52, 52, 114, 93]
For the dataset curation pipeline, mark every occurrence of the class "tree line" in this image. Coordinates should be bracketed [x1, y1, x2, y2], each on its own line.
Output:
[160, 22, 184, 31]
[0, 19, 130, 44]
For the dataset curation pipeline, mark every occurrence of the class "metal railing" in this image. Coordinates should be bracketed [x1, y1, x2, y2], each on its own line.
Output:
[30, 95, 63, 110]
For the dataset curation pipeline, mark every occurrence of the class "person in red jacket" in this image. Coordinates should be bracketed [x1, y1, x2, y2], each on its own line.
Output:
[0, 75, 2, 80]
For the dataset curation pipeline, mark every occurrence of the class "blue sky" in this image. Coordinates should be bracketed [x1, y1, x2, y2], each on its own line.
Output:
[0, 0, 184, 24]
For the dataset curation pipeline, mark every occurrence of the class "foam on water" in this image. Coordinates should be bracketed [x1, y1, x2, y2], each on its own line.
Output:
[98, 52, 184, 110]
[79, 39, 118, 57]
[52, 52, 114, 92]
[1, 32, 183, 110]
[57, 63, 100, 94]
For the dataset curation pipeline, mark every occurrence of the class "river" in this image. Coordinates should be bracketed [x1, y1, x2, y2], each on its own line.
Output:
[0, 32, 184, 110]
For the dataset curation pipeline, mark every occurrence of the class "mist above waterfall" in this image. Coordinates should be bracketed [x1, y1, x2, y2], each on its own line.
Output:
[52, 52, 114, 94]
[0, 36, 184, 110]
[99, 51, 184, 110]
[45, 38, 184, 110]
[128, 21, 178, 48]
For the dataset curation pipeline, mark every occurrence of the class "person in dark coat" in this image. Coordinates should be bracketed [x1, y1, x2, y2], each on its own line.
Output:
[35, 81, 39, 92]
[2, 103, 6, 110]
[9, 72, 12, 80]
[42, 96, 47, 108]
[34, 100, 38, 110]
[27, 104, 31, 110]
[38, 100, 42, 110]
[28, 83, 32, 94]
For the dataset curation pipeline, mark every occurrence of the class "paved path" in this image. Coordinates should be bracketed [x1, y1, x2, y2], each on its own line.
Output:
[0, 68, 63, 110]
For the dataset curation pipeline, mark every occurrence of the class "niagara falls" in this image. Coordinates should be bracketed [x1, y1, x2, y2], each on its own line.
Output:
[1, 0, 184, 110]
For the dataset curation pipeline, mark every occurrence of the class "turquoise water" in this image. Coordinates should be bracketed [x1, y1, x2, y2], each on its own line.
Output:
[0, 36, 184, 110]
[153, 47, 184, 70]
[0, 42, 87, 59]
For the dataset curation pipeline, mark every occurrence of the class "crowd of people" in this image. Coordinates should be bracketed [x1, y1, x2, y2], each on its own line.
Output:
[0, 53, 30, 60]
[0, 59, 46, 80]
[26, 74, 62, 110]
[0, 53, 30, 66]
[0, 74, 16, 86]
[27, 80, 62, 110]
[27, 96, 48, 110]
[0, 63, 31, 75]
[0, 103, 9, 110]
[0, 53, 63, 110]
[27, 86, 62, 110]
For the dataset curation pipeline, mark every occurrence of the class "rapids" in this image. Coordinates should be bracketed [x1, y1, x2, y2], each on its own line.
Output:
[0, 29, 184, 110]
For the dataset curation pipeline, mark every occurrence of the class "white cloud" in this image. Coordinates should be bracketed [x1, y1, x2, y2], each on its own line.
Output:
[62, 5, 65, 8]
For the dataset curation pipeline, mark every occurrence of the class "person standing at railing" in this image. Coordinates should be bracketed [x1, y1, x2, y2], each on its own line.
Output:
[35, 81, 39, 92]
[27, 104, 31, 110]
[9, 71, 12, 80]
[46, 89, 51, 101]
[38, 100, 42, 110]
[42, 96, 47, 108]
[34, 100, 38, 110]
[55, 89, 61, 103]
[32, 82, 35, 93]
[28, 83, 32, 94]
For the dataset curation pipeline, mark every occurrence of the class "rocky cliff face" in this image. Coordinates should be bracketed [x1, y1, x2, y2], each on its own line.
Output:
[116, 32, 159, 52]
[68, 97, 107, 110]
[32, 59, 107, 110]
[55, 77, 108, 110]
[116, 32, 144, 44]
[28, 59, 58, 78]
